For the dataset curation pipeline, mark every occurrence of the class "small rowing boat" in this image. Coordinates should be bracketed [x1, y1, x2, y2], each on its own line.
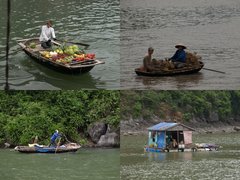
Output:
[135, 61, 204, 77]
[17, 38, 104, 74]
[15, 143, 81, 153]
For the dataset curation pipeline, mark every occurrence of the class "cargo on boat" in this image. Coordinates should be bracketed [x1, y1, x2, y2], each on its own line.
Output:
[15, 143, 81, 153]
[144, 122, 220, 153]
[17, 38, 104, 74]
[135, 61, 204, 77]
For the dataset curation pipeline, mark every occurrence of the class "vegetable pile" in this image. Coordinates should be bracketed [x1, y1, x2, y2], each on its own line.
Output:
[39, 45, 96, 64]
[151, 52, 202, 71]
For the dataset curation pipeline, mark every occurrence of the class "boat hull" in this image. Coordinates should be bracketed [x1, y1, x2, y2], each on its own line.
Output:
[135, 61, 204, 77]
[18, 38, 104, 74]
[23, 49, 94, 74]
[16, 145, 81, 153]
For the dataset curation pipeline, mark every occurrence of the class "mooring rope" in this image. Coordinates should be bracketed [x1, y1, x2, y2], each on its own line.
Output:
[5, 0, 11, 90]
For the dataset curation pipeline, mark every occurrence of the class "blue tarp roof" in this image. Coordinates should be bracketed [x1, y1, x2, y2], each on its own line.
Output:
[147, 122, 178, 131]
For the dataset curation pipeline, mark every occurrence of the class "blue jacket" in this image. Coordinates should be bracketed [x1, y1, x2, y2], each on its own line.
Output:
[51, 132, 60, 142]
[171, 49, 186, 63]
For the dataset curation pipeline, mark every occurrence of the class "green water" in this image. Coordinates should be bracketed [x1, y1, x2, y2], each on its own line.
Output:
[121, 133, 240, 180]
[0, 148, 119, 180]
[0, 0, 120, 90]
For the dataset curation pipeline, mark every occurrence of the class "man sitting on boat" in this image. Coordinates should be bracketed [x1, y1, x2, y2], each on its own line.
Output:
[143, 47, 155, 72]
[49, 130, 61, 147]
[39, 20, 56, 49]
[170, 44, 187, 68]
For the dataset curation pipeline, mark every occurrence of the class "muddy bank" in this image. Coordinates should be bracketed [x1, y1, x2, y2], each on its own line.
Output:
[121, 117, 240, 136]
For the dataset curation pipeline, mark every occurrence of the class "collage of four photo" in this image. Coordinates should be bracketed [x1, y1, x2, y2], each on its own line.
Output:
[0, 0, 240, 179]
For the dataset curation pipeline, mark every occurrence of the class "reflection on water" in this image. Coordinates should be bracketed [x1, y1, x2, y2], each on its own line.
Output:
[145, 151, 193, 161]
[0, 0, 120, 90]
[121, 133, 240, 179]
[121, 0, 240, 90]
[0, 148, 119, 180]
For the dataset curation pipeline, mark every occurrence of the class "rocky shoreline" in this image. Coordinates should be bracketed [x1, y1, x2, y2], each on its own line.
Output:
[121, 118, 240, 136]
[1, 122, 120, 149]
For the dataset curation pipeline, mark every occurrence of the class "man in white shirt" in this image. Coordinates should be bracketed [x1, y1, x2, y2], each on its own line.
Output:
[39, 20, 56, 49]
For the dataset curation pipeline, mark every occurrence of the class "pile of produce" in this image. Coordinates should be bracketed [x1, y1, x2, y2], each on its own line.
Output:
[186, 52, 202, 66]
[151, 51, 202, 71]
[40, 45, 96, 64]
[152, 59, 175, 71]
[29, 42, 36, 49]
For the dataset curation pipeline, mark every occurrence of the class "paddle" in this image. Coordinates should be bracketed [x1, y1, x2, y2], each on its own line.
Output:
[55, 137, 61, 154]
[56, 39, 90, 47]
[203, 68, 225, 74]
[62, 134, 71, 143]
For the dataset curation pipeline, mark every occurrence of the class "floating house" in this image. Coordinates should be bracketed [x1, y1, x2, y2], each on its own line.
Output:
[144, 122, 195, 152]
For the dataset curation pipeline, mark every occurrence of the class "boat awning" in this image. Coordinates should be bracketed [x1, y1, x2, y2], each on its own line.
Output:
[147, 122, 195, 131]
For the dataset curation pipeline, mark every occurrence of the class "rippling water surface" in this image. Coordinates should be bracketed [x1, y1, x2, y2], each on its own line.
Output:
[121, 133, 240, 179]
[121, 0, 240, 90]
[0, 148, 119, 180]
[0, 0, 119, 90]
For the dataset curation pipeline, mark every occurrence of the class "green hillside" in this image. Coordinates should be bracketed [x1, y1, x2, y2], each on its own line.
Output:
[0, 91, 120, 146]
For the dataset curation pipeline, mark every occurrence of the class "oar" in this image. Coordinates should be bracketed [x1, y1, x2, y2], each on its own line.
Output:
[57, 39, 90, 47]
[55, 137, 61, 154]
[203, 68, 225, 74]
[63, 134, 71, 143]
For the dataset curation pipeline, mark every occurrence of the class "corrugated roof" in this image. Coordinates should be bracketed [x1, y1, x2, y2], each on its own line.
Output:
[147, 122, 177, 131]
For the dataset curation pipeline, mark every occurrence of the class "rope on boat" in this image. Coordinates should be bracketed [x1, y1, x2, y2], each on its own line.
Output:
[4, 0, 11, 90]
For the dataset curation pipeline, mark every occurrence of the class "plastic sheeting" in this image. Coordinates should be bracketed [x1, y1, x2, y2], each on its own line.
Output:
[157, 131, 165, 148]
[148, 122, 177, 131]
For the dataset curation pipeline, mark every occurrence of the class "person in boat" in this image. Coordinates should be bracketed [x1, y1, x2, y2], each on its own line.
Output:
[39, 20, 57, 49]
[166, 135, 172, 147]
[170, 44, 187, 68]
[143, 47, 155, 72]
[172, 139, 178, 148]
[49, 130, 61, 147]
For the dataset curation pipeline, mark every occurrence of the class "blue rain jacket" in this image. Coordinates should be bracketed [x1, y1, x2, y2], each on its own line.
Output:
[171, 49, 186, 63]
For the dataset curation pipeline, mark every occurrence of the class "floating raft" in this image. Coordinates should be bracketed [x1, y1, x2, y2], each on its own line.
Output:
[144, 143, 220, 153]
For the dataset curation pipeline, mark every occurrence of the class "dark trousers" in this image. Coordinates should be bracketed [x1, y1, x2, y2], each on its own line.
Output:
[49, 140, 57, 147]
[41, 40, 52, 49]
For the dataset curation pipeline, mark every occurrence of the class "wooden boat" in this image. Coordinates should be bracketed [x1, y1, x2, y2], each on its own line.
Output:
[135, 61, 204, 77]
[17, 38, 104, 74]
[15, 143, 81, 153]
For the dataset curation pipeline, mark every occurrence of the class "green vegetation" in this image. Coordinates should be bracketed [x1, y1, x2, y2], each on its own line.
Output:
[0, 91, 120, 146]
[121, 91, 240, 122]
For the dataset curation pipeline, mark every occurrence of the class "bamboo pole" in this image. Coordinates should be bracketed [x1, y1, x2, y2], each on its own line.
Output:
[5, 0, 11, 90]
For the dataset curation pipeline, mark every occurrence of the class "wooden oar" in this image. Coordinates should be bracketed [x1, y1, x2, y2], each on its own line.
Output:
[203, 68, 225, 74]
[57, 39, 90, 47]
[63, 134, 71, 143]
[55, 137, 61, 154]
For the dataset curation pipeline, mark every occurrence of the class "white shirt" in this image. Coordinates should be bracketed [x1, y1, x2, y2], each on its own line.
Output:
[39, 25, 56, 42]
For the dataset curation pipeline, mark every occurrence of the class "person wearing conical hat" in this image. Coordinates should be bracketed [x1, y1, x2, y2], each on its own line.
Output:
[170, 44, 187, 68]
